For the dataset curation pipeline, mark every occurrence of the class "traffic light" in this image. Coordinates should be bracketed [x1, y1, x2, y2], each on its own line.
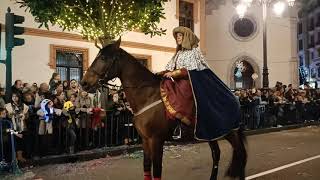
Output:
[4, 7, 25, 97]
[5, 7, 25, 49]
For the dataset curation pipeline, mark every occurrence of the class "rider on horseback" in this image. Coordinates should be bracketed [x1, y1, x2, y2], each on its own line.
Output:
[159, 26, 240, 140]
[158, 26, 208, 139]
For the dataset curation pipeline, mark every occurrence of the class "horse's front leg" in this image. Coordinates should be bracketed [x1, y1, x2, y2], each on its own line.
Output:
[209, 141, 220, 180]
[151, 138, 164, 180]
[143, 139, 152, 180]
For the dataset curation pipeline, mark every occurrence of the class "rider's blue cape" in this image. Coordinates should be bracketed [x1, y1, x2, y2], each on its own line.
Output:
[189, 69, 240, 141]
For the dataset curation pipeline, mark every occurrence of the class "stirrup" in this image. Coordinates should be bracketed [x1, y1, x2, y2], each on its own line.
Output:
[172, 125, 182, 140]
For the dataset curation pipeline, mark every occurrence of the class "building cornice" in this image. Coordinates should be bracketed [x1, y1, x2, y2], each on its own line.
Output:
[0, 24, 176, 53]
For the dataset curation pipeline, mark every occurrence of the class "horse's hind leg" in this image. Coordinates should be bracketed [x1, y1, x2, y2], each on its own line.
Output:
[150, 138, 164, 180]
[225, 130, 247, 180]
[142, 139, 152, 180]
[209, 141, 220, 180]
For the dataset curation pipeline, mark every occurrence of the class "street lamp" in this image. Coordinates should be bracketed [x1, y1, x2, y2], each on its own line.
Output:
[273, 1, 286, 16]
[243, 0, 254, 7]
[236, 4, 248, 19]
[236, 0, 295, 88]
[287, 0, 295, 7]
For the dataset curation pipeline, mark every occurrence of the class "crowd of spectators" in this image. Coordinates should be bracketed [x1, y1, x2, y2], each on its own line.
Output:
[1, 76, 320, 166]
[234, 81, 320, 129]
[0, 73, 132, 166]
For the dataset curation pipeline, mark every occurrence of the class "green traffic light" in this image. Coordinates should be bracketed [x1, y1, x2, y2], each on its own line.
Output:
[14, 26, 24, 35]
[4, 7, 25, 95]
[5, 8, 25, 49]
[14, 15, 25, 25]
[14, 38, 25, 47]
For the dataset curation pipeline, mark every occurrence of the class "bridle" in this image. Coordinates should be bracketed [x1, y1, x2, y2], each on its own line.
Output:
[90, 50, 159, 89]
[89, 51, 124, 88]
[88, 49, 163, 116]
[88, 51, 119, 88]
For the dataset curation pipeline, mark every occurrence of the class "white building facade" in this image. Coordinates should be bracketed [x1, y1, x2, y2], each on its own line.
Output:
[0, 0, 298, 89]
[205, 0, 299, 89]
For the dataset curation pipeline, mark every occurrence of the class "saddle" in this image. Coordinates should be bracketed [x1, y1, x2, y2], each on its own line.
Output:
[159, 68, 196, 126]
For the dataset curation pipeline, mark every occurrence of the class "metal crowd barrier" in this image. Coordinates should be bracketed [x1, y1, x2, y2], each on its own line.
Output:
[1, 102, 319, 165]
[0, 120, 20, 174]
[240, 101, 320, 130]
[49, 109, 140, 154]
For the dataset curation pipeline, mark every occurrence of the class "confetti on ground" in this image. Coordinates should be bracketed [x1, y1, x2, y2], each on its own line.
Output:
[123, 150, 144, 159]
[49, 156, 112, 176]
[1, 143, 203, 179]
[1, 171, 35, 180]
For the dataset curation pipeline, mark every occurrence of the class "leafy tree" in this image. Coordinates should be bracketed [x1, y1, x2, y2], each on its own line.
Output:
[16, 0, 168, 48]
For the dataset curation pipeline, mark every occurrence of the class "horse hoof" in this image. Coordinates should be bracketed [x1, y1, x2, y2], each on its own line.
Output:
[144, 176, 152, 180]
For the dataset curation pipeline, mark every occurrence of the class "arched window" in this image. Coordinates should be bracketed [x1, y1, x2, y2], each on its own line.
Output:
[234, 60, 254, 89]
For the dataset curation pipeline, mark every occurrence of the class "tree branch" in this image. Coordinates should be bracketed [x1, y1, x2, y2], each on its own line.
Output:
[95, 40, 102, 49]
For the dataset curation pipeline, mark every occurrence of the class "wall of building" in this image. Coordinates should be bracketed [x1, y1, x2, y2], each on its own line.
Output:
[1, 0, 202, 86]
[0, 0, 299, 89]
[205, 0, 298, 88]
[298, 6, 320, 86]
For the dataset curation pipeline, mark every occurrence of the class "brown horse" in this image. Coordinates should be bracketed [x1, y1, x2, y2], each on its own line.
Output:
[81, 39, 247, 180]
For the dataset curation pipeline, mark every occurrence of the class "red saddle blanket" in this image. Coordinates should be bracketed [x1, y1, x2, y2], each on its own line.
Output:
[160, 69, 196, 126]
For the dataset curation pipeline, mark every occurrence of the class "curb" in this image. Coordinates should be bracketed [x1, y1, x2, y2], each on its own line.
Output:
[244, 121, 320, 136]
[33, 145, 142, 166]
[32, 122, 320, 166]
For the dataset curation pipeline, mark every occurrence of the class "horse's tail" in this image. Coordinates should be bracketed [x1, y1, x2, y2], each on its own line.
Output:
[226, 127, 248, 179]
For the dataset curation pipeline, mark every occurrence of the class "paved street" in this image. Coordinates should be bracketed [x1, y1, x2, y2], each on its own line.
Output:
[11, 126, 320, 180]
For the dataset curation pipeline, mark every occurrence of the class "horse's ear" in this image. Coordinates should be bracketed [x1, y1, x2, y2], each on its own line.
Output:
[114, 37, 121, 49]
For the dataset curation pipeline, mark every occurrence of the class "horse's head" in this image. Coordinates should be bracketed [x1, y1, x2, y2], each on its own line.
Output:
[81, 39, 121, 92]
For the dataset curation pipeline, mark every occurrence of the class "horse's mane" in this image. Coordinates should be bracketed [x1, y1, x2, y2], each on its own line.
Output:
[117, 48, 162, 82]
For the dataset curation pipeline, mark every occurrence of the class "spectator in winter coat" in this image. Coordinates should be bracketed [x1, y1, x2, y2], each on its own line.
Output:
[0, 87, 5, 108]
[0, 108, 12, 162]
[34, 83, 52, 108]
[76, 90, 92, 129]
[4, 92, 29, 163]
[36, 99, 61, 156]
[5, 80, 23, 103]
[53, 82, 64, 95]
[66, 79, 80, 100]
[49, 73, 61, 94]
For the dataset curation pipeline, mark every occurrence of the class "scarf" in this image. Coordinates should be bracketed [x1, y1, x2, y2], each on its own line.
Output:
[173, 26, 200, 50]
